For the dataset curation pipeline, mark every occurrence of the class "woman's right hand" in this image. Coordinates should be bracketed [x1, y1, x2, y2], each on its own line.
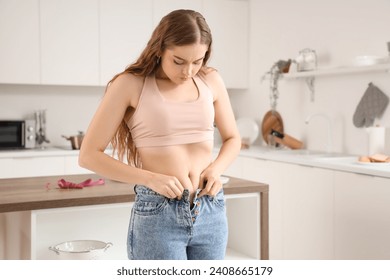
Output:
[146, 172, 185, 199]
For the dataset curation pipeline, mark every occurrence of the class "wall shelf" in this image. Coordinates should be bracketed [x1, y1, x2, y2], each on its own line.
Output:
[280, 63, 390, 101]
[282, 63, 390, 79]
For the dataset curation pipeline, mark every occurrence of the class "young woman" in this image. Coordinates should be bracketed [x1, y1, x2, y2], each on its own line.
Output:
[79, 9, 241, 260]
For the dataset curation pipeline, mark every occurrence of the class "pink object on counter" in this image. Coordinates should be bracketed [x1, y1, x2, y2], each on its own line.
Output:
[57, 178, 105, 189]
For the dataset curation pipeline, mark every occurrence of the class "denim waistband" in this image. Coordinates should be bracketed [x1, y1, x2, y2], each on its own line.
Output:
[134, 185, 201, 203]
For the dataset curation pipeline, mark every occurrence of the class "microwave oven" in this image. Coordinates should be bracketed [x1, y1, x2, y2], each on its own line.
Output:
[0, 120, 36, 149]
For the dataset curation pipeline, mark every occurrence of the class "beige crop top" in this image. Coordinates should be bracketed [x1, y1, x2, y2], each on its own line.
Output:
[127, 74, 215, 148]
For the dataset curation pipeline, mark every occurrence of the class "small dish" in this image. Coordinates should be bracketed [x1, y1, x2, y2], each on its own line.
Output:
[236, 118, 259, 145]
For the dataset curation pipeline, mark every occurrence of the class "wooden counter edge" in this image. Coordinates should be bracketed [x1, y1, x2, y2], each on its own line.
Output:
[0, 194, 136, 213]
[0, 174, 269, 260]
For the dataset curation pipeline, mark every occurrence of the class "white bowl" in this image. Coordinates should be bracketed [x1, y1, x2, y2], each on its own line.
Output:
[236, 118, 259, 145]
[49, 240, 112, 260]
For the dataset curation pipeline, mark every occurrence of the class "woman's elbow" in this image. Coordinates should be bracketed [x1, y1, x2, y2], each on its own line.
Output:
[78, 147, 94, 170]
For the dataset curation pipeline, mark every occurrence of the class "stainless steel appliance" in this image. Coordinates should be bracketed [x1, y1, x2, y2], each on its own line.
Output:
[35, 110, 50, 148]
[0, 120, 36, 149]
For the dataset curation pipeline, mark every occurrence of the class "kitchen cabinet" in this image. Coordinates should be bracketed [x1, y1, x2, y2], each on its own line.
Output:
[0, 156, 64, 179]
[220, 155, 285, 259]
[280, 163, 334, 259]
[99, 0, 154, 85]
[224, 152, 390, 260]
[0, 154, 93, 179]
[0, 0, 40, 84]
[334, 171, 390, 259]
[203, 0, 249, 88]
[152, 0, 203, 25]
[64, 155, 92, 175]
[239, 157, 334, 259]
[240, 158, 284, 260]
[0, 0, 249, 88]
[40, 0, 99, 85]
[153, 0, 249, 89]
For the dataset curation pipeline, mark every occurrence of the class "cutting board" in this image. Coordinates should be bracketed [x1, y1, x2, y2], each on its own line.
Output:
[261, 110, 284, 144]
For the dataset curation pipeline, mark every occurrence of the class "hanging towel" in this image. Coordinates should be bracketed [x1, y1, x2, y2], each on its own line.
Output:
[353, 82, 389, 128]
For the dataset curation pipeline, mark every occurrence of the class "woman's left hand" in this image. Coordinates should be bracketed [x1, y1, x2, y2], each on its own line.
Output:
[198, 167, 222, 197]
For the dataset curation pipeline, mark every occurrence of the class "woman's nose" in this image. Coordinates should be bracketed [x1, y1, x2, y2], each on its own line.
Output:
[183, 64, 192, 77]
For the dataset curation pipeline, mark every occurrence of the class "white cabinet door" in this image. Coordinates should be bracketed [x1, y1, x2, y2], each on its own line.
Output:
[40, 0, 99, 85]
[280, 164, 334, 259]
[0, 157, 64, 178]
[203, 0, 249, 88]
[243, 158, 334, 259]
[64, 155, 93, 175]
[242, 158, 284, 260]
[152, 0, 203, 25]
[99, 0, 154, 85]
[334, 171, 390, 259]
[0, 0, 40, 84]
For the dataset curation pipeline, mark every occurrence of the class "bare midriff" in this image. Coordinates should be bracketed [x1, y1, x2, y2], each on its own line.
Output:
[138, 141, 214, 196]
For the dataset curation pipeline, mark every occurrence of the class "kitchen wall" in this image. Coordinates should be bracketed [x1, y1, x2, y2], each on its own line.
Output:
[229, 0, 390, 154]
[1, 0, 390, 154]
[0, 84, 103, 147]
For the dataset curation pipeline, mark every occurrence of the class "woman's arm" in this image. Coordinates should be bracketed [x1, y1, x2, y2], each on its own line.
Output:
[199, 70, 241, 196]
[79, 74, 184, 198]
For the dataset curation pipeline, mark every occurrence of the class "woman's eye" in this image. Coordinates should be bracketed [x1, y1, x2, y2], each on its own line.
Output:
[174, 60, 183, 65]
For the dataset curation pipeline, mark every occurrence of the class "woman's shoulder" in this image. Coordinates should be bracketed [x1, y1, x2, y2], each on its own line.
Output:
[111, 72, 145, 89]
[197, 67, 226, 100]
[106, 72, 145, 107]
[108, 73, 145, 96]
[198, 67, 224, 86]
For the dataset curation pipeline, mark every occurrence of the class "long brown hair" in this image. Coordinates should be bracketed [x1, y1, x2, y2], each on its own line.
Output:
[108, 9, 213, 167]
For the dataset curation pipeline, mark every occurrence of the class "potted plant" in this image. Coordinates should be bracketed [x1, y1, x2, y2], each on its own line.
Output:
[261, 59, 292, 110]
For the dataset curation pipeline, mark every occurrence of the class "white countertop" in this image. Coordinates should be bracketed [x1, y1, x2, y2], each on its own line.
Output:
[0, 146, 81, 158]
[235, 146, 390, 179]
[0, 146, 115, 158]
[1, 145, 389, 179]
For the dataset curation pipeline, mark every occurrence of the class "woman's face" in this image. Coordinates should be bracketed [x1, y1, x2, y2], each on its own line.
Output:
[159, 43, 208, 84]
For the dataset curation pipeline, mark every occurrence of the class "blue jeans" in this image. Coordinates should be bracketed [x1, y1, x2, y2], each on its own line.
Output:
[127, 185, 228, 260]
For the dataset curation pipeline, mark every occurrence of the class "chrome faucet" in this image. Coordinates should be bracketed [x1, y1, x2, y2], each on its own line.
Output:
[305, 113, 333, 153]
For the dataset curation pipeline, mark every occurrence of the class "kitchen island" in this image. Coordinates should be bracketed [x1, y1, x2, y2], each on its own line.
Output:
[0, 174, 268, 260]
